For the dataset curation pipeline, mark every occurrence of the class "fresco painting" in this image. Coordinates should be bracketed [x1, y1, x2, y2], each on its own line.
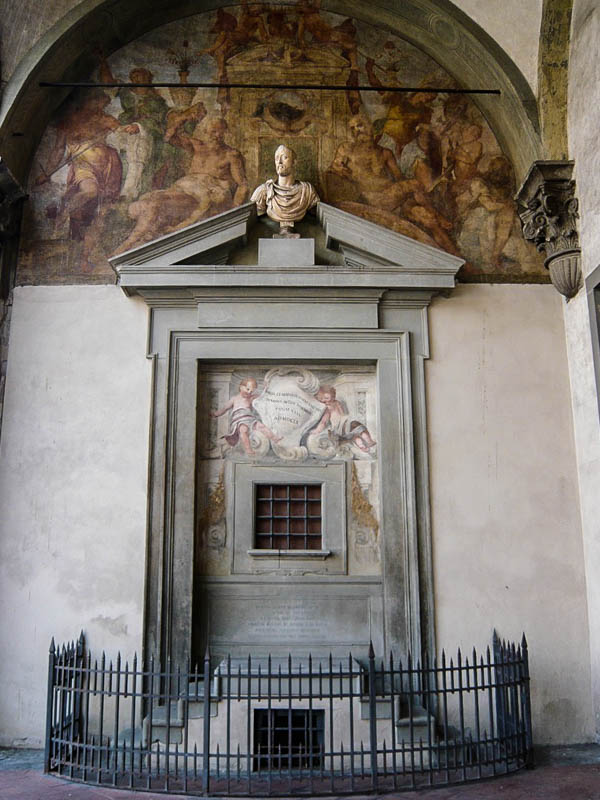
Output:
[21, 1, 545, 283]
[196, 364, 381, 576]
[202, 366, 378, 463]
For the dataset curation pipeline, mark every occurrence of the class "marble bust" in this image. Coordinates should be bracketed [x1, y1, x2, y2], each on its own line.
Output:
[251, 144, 319, 237]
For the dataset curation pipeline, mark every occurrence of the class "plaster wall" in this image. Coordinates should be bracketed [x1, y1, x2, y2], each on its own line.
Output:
[565, 0, 600, 739]
[0, 285, 151, 747]
[427, 283, 594, 744]
[452, 0, 543, 94]
[0, 282, 592, 747]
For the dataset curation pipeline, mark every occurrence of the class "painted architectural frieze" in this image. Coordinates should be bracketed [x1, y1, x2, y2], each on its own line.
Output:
[20, 1, 545, 283]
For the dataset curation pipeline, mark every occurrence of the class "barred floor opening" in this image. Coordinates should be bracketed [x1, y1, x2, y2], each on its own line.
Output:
[254, 709, 325, 770]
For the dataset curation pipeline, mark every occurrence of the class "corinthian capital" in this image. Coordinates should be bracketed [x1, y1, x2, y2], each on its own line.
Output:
[516, 161, 581, 299]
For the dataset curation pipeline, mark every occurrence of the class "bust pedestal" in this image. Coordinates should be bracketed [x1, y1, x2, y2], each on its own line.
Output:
[258, 237, 315, 267]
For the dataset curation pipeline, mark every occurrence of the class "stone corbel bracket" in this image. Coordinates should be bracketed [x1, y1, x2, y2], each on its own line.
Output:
[516, 161, 581, 299]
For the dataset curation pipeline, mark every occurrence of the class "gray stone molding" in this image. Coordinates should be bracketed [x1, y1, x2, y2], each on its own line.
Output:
[147, 325, 428, 668]
[318, 202, 464, 274]
[516, 161, 582, 299]
[109, 202, 256, 269]
[109, 204, 461, 669]
[110, 202, 464, 295]
[229, 461, 347, 576]
[584, 262, 600, 422]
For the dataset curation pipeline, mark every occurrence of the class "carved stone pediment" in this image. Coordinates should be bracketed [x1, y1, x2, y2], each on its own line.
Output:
[516, 161, 581, 299]
[108, 201, 464, 298]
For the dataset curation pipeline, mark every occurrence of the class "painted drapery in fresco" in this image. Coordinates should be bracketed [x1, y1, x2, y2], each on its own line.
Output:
[21, 1, 544, 283]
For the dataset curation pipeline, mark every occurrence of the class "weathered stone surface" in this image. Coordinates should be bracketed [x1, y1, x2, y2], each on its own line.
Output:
[538, 0, 572, 160]
[258, 238, 315, 267]
[516, 160, 581, 298]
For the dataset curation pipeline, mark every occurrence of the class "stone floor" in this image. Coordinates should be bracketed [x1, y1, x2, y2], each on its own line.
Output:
[1, 746, 599, 799]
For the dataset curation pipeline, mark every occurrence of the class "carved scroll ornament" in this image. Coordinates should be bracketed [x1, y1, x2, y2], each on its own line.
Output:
[516, 161, 582, 299]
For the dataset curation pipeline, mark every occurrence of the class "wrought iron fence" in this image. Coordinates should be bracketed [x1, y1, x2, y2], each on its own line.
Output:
[45, 632, 533, 795]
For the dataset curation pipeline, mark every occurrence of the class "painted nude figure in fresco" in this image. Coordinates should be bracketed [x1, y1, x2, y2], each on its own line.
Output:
[312, 386, 376, 452]
[34, 89, 139, 268]
[251, 144, 319, 236]
[211, 378, 282, 457]
[118, 116, 248, 252]
[327, 113, 459, 255]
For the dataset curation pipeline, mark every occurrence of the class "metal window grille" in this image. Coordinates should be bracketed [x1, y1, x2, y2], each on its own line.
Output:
[255, 484, 322, 550]
[44, 632, 533, 796]
[254, 709, 324, 770]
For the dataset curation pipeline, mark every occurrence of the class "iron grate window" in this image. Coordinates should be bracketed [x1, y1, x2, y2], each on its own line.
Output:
[254, 709, 324, 770]
[255, 484, 322, 550]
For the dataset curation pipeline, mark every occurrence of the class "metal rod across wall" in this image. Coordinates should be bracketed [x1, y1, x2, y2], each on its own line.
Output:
[44, 632, 533, 796]
[39, 81, 501, 95]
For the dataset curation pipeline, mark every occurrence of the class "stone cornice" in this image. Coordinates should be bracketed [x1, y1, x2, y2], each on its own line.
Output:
[317, 202, 464, 272]
[111, 202, 464, 298]
[109, 202, 256, 269]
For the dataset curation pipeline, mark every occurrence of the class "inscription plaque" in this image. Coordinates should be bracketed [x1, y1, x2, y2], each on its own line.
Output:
[209, 593, 371, 648]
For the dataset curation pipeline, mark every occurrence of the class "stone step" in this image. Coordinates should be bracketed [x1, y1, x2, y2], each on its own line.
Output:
[142, 696, 218, 745]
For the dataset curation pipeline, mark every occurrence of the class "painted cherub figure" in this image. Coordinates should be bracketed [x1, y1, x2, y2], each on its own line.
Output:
[211, 377, 282, 456]
[313, 385, 376, 452]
